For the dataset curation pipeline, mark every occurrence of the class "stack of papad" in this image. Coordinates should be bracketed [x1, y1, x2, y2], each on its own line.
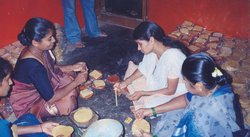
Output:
[168, 20, 250, 128]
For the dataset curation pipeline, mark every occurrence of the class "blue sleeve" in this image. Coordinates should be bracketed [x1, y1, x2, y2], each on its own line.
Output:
[186, 92, 193, 102]
[28, 63, 54, 102]
[0, 119, 12, 137]
[14, 58, 54, 101]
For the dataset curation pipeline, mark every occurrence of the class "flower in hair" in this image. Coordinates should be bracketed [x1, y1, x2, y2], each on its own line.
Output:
[212, 67, 223, 77]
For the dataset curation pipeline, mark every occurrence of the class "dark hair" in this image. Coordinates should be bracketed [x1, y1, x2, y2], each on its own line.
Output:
[182, 52, 231, 90]
[17, 17, 55, 46]
[0, 57, 12, 84]
[133, 21, 191, 56]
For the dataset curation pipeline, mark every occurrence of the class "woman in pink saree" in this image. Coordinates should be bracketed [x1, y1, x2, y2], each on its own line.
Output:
[10, 17, 88, 121]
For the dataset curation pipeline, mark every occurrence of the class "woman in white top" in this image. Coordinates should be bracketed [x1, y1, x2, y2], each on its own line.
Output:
[114, 21, 191, 112]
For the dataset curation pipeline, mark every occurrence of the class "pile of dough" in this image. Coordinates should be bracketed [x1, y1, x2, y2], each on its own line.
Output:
[207, 43, 218, 50]
[188, 45, 200, 54]
[80, 89, 93, 99]
[93, 80, 105, 89]
[206, 48, 219, 56]
[89, 70, 102, 80]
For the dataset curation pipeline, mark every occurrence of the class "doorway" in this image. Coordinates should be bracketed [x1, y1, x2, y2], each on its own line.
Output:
[95, 0, 148, 29]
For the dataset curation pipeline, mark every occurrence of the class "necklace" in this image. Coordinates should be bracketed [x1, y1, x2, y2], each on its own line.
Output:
[206, 85, 218, 97]
[27, 48, 44, 64]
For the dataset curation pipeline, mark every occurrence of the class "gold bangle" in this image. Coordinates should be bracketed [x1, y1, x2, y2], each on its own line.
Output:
[126, 77, 132, 85]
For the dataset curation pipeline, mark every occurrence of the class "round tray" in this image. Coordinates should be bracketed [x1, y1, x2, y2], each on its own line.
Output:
[82, 119, 123, 137]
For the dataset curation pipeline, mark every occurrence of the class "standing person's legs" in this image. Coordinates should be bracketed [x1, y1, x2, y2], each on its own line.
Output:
[62, 0, 83, 45]
[80, 0, 105, 37]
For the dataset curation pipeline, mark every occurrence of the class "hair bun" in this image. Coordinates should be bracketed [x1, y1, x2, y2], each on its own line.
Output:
[17, 30, 30, 46]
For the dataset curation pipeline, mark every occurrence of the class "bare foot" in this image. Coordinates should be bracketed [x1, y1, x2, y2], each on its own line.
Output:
[130, 106, 135, 113]
[99, 32, 107, 37]
[73, 41, 85, 48]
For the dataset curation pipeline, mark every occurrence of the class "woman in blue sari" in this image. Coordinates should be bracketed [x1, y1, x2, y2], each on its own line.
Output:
[135, 53, 249, 137]
[0, 57, 59, 137]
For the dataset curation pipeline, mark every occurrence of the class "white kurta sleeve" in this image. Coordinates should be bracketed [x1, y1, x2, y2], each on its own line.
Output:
[138, 53, 157, 78]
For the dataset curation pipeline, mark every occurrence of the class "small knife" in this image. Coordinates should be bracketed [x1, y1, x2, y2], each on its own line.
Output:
[119, 89, 131, 97]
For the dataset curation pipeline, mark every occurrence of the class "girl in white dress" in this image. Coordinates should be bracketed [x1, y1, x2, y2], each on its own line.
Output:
[114, 21, 191, 112]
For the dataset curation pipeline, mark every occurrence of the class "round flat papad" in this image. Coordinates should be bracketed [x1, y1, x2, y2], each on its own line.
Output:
[132, 119, 150, 136]
[107, 75, 119, 84]
[52, 125, 74, 137]
[82, 119, 123, 137]
[74, 108, 93, 123]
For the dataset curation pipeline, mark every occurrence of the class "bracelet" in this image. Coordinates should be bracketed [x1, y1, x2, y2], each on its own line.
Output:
[153, 135, 158, 137]
[40, 124, 43, 133]
[142, 90, 147, 96]
[151, 107, 156, 117]
[125, 77, 132, 85]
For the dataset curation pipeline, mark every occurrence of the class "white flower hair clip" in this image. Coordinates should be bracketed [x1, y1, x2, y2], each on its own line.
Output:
[212, 67, 223, 77]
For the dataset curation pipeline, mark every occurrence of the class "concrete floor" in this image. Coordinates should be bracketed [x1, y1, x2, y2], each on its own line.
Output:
[51, 23, 160, 137]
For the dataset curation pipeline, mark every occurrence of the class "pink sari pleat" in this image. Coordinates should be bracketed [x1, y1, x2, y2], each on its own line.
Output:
[10, 79, 42, 118]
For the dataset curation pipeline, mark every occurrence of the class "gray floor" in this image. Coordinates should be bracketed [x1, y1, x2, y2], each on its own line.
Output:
[51, 23, 160, 137]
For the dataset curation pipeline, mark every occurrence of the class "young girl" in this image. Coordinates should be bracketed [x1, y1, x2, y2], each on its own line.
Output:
[0, 57, 59, 137]
[114, 21, 191, 112]
[135, 53, 248, 137]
